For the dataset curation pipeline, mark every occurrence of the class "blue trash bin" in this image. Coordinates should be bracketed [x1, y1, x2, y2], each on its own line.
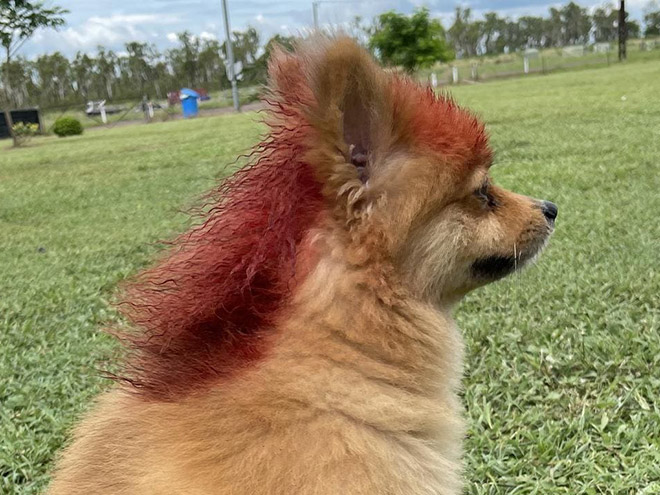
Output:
[180, 88, 200, 118]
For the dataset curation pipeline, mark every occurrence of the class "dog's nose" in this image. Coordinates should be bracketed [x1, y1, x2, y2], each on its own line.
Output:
[541, 201, 558, 221]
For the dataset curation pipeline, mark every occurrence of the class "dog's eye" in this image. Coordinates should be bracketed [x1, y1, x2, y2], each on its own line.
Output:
[474, 182, 498, 208]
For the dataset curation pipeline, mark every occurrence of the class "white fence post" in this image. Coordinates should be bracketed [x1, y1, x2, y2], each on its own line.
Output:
[430, 72, 438, 88]
[471, 63, 478, 80]
[451, 66, 459, 84]
[99, 101, 107, 124]
[523, 56, 530, 74]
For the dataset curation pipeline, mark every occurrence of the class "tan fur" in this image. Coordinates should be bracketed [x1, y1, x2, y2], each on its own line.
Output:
[49, 38, 554, 494]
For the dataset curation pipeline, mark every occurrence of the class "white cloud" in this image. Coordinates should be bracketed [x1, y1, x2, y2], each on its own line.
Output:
[199, 31, 217, 41]
[166, 32, 178, 42]
[62, 14, 180, 45]
[255, 13, 265, 24]
[24, 13, 182, 56]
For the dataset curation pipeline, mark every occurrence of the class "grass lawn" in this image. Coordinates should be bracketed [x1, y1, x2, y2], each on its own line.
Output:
[1, 59, 659, 494]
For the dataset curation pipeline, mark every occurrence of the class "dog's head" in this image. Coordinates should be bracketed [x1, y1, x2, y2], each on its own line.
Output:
[271, 37, 556, 303]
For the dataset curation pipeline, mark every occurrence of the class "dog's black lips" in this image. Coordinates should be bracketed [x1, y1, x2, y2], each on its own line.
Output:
[471, 255, 517, 279]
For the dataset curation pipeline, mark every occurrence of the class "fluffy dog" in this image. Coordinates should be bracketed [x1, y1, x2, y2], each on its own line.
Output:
[49, 37, 556, 495]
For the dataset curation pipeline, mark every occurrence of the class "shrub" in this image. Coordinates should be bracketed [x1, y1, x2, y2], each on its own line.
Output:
[53, 117, 83, 137]
[11, 122, 40, 147]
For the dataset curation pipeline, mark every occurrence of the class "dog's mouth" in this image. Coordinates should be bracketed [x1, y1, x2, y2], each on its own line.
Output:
[471, 228, 553, 281]
[471, 255, 519, 279]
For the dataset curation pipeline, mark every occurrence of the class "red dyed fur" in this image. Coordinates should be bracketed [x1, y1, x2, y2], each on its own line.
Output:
[120, 57, 323, 400]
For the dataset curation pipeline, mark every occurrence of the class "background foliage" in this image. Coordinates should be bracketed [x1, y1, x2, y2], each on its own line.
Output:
[369, 8, 453, 72]
[1, 1, 660, 110]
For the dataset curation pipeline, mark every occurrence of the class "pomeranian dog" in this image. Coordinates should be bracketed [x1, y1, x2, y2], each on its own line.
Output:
[49, 37, 556, 495]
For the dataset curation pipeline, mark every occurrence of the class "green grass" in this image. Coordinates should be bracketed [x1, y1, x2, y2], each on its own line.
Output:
[1, 59, 659, 494]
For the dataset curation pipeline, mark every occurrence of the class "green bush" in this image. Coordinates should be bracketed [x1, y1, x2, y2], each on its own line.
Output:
[53, 117, 83, 137]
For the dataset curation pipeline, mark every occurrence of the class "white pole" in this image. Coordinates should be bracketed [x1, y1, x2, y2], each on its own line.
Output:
[99, 102, 107, 124]
[221, 0, 240, 112]
[523, 56, 529, 74]
[451, 66, 459, 84]
[313, 2, 319, 30]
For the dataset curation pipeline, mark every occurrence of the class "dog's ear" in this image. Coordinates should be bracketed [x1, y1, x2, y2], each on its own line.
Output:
[302, 37, 392, 223]
[267, 44, 311, 107]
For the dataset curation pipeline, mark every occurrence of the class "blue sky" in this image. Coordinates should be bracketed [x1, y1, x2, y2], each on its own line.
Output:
[22, 0, 651, 59]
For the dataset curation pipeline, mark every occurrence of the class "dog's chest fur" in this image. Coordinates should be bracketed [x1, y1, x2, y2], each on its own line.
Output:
[49, 259, 466, 495]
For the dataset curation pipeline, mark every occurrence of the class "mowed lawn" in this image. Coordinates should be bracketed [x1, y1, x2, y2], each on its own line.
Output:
[1, 60, 659, 494]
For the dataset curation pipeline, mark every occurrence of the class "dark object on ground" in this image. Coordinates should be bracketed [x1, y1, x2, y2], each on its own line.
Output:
[53, 117, 83, 137]
[194, 88, 211, 101]
[0, 108, 43, 139]
[167, 92, 181, 106]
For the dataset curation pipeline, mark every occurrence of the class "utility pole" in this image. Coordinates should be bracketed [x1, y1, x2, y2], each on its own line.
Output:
[221, 0, 240, 112]
[618, 0, 627, 61]
[313, 1, 319, 30]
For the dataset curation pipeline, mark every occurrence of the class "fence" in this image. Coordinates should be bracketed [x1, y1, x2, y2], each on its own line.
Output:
[421, 38, 660, 86]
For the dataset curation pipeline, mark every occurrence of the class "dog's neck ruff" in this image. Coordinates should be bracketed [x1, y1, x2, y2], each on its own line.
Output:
[118, 82, 324, 401]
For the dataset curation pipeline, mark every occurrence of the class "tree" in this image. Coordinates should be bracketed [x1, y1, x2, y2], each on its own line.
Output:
[627, 19, 641, 38]
[519, 16, 545, 48]
[481, 12, 503, 54]
[125, 42, 158, 94]
[369, 8, 453, 73]
[593, 4, 619, 42]
[229, 27, 260, 66]
[2, 56, 31, 106]
[0, 0, 67, 101]
[544, 7, 564, 47]
[561, 2, 591, 45]
[71, 52, 94, 98]
[497, 19, 523, 53]
[251, 34, 297, 84]
[34, 51, 70, 103]
[448, 7, 477, 57]
[262, 34, 296, 60]
[198, 39, 224, 89]
[169, 32, 200, 88]
[95, 46, 117, 99]
[643, 2, 660, 36]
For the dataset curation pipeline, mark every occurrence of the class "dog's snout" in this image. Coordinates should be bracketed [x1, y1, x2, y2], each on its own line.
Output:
[541, 200, 558, 222]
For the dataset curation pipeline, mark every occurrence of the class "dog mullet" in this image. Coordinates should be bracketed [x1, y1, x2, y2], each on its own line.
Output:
[118, 51, 324, 401]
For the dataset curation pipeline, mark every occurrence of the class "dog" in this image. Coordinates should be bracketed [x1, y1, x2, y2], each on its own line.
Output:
[48, 37, 556, 495]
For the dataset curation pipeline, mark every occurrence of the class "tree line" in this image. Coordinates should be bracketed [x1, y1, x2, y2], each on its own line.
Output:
[0, 28, 287, 109]
[1, 1, 660, 110]
[443, 2, 657, 59]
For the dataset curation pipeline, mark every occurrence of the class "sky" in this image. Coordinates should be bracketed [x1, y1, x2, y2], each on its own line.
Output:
[20, 0, 653, 59]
